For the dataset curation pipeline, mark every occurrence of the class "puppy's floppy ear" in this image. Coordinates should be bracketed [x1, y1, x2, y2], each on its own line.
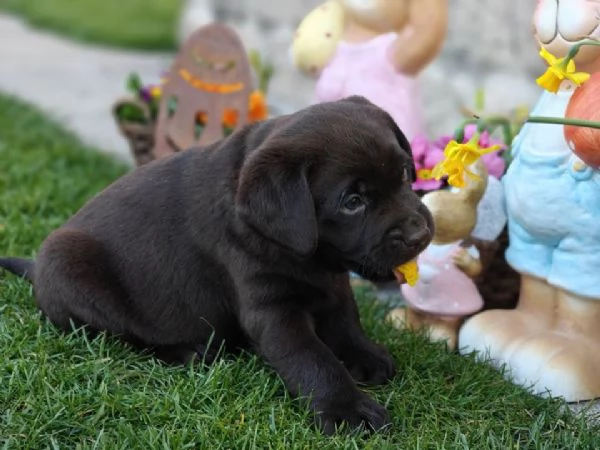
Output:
[236, 146, 318, 258]
[386, 114, 417, 182]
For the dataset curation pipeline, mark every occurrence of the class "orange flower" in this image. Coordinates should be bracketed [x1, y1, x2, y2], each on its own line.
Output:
[248, 90, 269, 122]
[222, 109, 239, 128]
[196, 112, 208, 125]
[193, 90, 268, 129]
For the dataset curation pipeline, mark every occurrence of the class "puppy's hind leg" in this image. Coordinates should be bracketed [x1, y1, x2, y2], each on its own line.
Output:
[33, 228, 142, 345]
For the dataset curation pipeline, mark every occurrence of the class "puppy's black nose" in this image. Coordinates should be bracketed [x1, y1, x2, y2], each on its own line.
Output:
[389, 227, 430, 247]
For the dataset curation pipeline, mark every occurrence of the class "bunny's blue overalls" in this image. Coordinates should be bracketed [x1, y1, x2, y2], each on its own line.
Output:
[503, 83, 600, 299]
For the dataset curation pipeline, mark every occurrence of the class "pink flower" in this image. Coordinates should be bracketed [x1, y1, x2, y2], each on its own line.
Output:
[410, 134, 445, 191]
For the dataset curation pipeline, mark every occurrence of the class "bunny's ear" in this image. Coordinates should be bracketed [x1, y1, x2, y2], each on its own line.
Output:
[459, 159, 489, 206]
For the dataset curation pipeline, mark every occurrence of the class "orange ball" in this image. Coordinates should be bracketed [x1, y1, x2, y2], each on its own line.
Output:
[565, 72, 600, 168]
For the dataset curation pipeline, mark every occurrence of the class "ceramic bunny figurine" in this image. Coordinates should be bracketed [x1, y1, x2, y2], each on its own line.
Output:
[387, 160, 490, 350]
[459, 0, 600, 402]
[291, 0, 448, 142]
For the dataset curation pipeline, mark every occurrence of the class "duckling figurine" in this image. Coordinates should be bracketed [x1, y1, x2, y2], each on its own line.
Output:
[387, 160, 492, 350]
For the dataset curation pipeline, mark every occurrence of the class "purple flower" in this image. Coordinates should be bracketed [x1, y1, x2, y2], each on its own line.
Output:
[139, 86, 153, 103]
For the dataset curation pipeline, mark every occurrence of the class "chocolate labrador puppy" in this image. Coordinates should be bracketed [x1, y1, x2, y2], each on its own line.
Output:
[0, 96, 433, 434]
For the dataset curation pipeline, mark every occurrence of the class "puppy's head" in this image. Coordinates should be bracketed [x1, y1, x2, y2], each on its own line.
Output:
[236, 96, 433, 281]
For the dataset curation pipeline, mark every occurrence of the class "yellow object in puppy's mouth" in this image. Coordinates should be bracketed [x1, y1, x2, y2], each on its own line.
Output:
[395, 260, 419, 287]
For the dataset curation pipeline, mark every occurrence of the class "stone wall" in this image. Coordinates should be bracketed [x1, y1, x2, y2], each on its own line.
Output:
[179, 0, 544, 138]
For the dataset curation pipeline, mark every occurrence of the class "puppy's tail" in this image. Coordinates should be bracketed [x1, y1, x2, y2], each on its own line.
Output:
[0, 257, 35, 283]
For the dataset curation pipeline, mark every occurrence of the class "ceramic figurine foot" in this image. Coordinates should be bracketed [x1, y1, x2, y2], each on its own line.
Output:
[458, 275, 556, 360]
[387, 307, 461, 351]
[460, 277, 600, 401]
[458, 308, 550, 363]
[504, 333, 600, 401]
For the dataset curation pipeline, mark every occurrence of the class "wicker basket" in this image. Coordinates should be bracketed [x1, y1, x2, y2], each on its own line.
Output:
[112, 97, 157, 167]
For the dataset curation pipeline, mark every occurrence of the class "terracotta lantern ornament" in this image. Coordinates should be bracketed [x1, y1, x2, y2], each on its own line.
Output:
[153, 23, 253, 159]
[458, 0, 600, 403]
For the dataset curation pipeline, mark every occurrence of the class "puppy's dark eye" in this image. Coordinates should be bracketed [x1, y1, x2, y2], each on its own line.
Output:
[341, 193, 365, 214]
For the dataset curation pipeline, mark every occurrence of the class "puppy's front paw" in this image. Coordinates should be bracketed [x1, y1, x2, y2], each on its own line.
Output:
[315, 390, 391, 435]
[344, 342, 396, 386]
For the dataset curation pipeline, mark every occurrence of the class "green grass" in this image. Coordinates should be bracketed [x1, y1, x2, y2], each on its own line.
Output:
[0, 93, 599, 449]
[0, 0, 181, 50]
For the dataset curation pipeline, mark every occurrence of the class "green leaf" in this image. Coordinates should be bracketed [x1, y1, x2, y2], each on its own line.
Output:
[114, 103, 147, 123]
[126, 72, 143, 94]
[474, 88, 485, 112]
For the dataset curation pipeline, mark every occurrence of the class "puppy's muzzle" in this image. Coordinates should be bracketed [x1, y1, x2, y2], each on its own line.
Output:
[388, 226, 431, 249]
[388, 214, 433, 252]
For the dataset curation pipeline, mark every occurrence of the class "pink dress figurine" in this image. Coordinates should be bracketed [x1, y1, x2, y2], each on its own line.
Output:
[316, 32, 425, 141]
[403, 242, 483, 319]
[291, 0, 448, 143]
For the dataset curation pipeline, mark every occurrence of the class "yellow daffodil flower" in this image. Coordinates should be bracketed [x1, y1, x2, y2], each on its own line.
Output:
[536, 47, 590, 93]
[424, 133, 501, 188]
[396, 260, 419, 287]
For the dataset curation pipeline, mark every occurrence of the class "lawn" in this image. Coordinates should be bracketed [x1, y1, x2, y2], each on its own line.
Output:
[1, 93, 599, 449]
[0, 0, 181, 50]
